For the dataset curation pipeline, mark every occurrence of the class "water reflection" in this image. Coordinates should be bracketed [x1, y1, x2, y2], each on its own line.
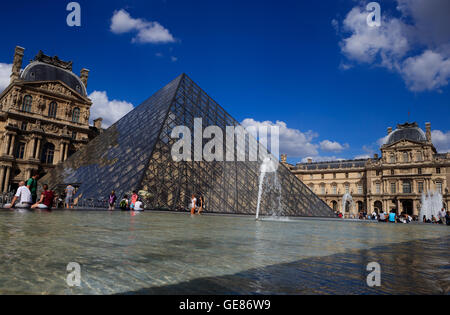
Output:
[0, 211, 448, 294]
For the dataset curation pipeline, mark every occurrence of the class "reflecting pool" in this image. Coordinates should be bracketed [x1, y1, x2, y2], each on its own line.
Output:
[0, 210, 448, 295]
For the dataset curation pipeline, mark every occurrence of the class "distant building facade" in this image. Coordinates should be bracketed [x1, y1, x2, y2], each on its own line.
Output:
[284, 122, 450, 218]
[0, 46, 102, 192]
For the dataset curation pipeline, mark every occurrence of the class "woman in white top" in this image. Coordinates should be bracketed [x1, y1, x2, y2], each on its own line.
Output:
[191, 195, 197, 215]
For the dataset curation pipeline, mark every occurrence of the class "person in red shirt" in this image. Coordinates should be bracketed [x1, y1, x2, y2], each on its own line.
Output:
[31, 184, 55, 210]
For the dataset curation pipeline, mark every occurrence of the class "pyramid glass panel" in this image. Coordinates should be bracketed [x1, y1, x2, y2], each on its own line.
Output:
[41, 74, 333, 217]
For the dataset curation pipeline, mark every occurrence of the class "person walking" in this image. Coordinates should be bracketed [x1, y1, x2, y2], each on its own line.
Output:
[6, 181, 33, 209]
[26, 173, 39, 204]
[108, 191, 117, 211]
[65, 184, 75, 209]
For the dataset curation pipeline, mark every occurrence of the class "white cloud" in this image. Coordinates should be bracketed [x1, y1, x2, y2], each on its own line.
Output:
[241, 118, 319, 158]
[171, 56, 178, 62]
[240, 119, 350, 162]
[335, 0, 450, 92]
[401, 50, 450, 92]
[432, 130, 450, 153]
[0, 63, 12, 92]
[110, 9, 176, 44]
[88, 91, 134, 128]
[320, 140, 349, 152]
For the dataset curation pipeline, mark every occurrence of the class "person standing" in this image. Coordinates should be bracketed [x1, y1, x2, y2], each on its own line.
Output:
[6, 181, 33, 209]
[65, 184, 75, 209]
[197, 195, 204, 215]
[26, 173, 39, 204]
[108, 191, 117, 211]
[191, 195, 197, 215]
[130, 191, 138, 211]
[438, 208, 446, 224]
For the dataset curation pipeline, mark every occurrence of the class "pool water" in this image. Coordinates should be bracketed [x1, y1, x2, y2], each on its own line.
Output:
[0, 210, 448, 295]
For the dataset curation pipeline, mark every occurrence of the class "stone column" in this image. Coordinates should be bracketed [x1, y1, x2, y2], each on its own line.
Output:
[0, 166, 5, 192]
[8, 134, 16, 156]
[2, 134, 11, 155]
[35, 139, 41, 160]
[64, 143, 68, 161]
[60, 142, 65, 163]
[4, 167, 11, 193]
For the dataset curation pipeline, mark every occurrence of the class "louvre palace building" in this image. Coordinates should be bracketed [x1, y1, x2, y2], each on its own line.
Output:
[0, 46, 102, 193]
[284, 122, 450, 218]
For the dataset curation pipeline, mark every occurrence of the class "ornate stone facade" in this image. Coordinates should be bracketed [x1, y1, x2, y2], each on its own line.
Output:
[284, 122, 450, 218]
[0, 47, 101, 192]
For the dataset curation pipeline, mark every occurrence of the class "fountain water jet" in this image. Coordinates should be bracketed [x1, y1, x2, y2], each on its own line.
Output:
[420, 191, 443, 222]
[342, 193, 354, 218]
[256, 158, 282, 220]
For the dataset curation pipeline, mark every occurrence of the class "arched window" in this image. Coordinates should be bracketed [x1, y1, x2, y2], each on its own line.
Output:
[72, 107, 81, 123]
[22, 95, 32, 112]
[41, 143, 55, 165]
[48, 102, 58, 118]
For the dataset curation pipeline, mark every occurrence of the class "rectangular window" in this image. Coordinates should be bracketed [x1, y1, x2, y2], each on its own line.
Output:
[436, 182, 443, 194]
[391, 182, 396, 194]
[16, 142, 26, 160]
[376, 183, 381, 194]
[403, 181, 412, 194]
[345, 185, 350, 194]
[332, 186, 337, 195]
[21, 122, 28, 131]
[418, 182, 424, 194]
[436, 168, 441, 174]
[358, 184, 363, 194]
[418, 168, 422, 175]
[321, 186, 326, 195]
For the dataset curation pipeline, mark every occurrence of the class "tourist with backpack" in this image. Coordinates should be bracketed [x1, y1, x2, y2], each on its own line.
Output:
[119, 195, 129, 211]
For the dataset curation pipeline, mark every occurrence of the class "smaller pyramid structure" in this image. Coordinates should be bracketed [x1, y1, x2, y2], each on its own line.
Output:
[41, 74, 334, 217]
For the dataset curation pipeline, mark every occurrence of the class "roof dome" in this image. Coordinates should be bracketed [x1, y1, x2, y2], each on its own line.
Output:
[385, 122, 427, 145]
[21, 62, 87, 97]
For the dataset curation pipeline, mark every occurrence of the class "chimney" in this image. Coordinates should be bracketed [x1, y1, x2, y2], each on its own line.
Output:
[93, 118, 103, 130]
[10, 46, 25, 84]
[387, 127, 392, 135]
[374, 154, 379, 159]
[80, 68, 90, 88]
[307, 158, 313, 164]
[425, 122, 431, 142]
[281, 154, 287, 164]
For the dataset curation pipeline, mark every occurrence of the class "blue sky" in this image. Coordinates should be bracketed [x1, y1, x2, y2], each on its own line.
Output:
[0, 0, 449, 163]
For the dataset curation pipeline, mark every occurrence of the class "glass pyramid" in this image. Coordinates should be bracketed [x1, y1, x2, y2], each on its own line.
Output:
[42, 74, 333, 217]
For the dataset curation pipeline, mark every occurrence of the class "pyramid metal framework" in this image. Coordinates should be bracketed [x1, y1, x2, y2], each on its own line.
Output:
[42, 74, 333, 217]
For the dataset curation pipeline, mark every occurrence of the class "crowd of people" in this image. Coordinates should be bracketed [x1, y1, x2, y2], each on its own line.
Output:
[3, 176, 448, 224]
[335, 208, 450, 225]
